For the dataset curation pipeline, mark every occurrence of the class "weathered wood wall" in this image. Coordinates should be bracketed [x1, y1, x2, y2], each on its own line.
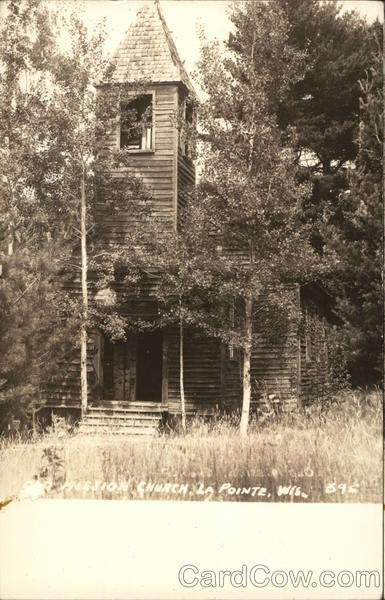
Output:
[219, 285, 301, 414]
[167, 327, 221, 415]
[221, 345, 242, 412]
[43, 337, 93, 409]
[96, 83, 178, 246]
[41, 80, 337, 416]
[177, 147, 195, 229]
[250, 286, 300, 411]
[43, 82, 180, 407]
[299, 285, 333, 405]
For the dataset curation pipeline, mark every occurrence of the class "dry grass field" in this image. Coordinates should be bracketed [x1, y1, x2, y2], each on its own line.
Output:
[0, 389, 382, 503]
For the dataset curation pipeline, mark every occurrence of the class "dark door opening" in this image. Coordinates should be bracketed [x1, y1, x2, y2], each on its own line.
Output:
[136, 331, 163, 402]
[102, 338, 133, 401]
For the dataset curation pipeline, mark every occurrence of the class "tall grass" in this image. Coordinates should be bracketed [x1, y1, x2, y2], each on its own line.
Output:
[0, 389, 382, 503]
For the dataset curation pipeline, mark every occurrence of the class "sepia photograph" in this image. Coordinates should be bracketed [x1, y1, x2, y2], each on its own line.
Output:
[0, 0, 383, 597]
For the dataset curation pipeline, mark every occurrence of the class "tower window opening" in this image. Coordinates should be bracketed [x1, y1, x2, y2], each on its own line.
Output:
[120, 94, 153, 150]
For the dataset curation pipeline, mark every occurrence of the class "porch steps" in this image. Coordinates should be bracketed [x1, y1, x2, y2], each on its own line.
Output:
[77, 402, 164, 436]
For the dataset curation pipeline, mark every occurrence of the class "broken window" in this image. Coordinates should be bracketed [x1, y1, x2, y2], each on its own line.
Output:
[120, 94, 153, 151]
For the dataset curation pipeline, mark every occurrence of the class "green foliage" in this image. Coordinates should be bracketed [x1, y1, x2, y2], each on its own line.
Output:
[194, 1, 324, 351]
[181, 2, 331, 432]
[304, 315, 350, 399]
[0, 0, 80, 423]
[325, 326, 351, 394]
[275, 1, 382, 384]
[277, 0, 371, 163]
[145, 195, 218, 333]
[326, 23, 383, 384]
[0, 0, 159, 424]
[276, 0, 374, 243]
[39, 443, 66, 491]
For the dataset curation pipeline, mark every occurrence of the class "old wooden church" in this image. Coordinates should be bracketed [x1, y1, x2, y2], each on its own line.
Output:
[43, 1, 336, 433]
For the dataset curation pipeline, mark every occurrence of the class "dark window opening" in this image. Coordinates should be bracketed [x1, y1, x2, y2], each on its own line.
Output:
[184, 100, 194, 157]
[120, 94, 153, 150]
[178, 94, 195, 158]
[186, 101, 194, 124]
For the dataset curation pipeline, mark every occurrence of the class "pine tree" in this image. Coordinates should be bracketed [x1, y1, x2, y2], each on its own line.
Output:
[275, 0, 374, 249]
[0, 0, 79, 427]
[327, 23, 383, 384]
[274, 1, 382, 384]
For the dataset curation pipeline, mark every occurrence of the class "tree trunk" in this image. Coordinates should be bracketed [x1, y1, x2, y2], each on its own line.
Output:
[241, 37, 256, 436]
[179, 300, 186, 431]
[80, 167, 88, 418]
[240, 293, 252, 436]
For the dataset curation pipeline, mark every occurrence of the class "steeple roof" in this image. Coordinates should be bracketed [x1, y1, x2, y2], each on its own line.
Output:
[103, 1, 194, 93]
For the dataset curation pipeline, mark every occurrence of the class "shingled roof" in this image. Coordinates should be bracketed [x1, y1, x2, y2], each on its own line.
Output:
[103, 0, 194, 93]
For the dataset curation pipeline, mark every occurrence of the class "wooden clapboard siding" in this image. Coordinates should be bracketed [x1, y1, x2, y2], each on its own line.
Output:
[250, 285, 300, 408]
[251, 342, 298, 406]
[39, 0, 340, 419]
[167, 327, 221, 414]
[97, 84, 178, 244]
[43, 276, 335, 414]
[42, 268, 160, 409]
[177, 147, 195, 229]
[299, 285, 333, 405]
[222, 347, 242, 412]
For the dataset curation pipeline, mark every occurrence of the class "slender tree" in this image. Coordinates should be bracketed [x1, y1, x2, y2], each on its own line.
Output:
[0, 0, 159, 426]
[196, 2, 323, 435]
[147, 195, 221, 430]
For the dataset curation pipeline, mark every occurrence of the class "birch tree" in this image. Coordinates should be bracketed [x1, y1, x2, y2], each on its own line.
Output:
[196, 2, 322, 435]
[50, 11, 158, 416]
[148, 198, 221, 431]
[0, 1, 156, 425]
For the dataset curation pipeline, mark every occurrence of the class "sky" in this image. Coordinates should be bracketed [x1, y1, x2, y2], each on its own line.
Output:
[0, 0, 382, 87]
[0, 1, 382, 79]
[80, 0, 383, 80]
